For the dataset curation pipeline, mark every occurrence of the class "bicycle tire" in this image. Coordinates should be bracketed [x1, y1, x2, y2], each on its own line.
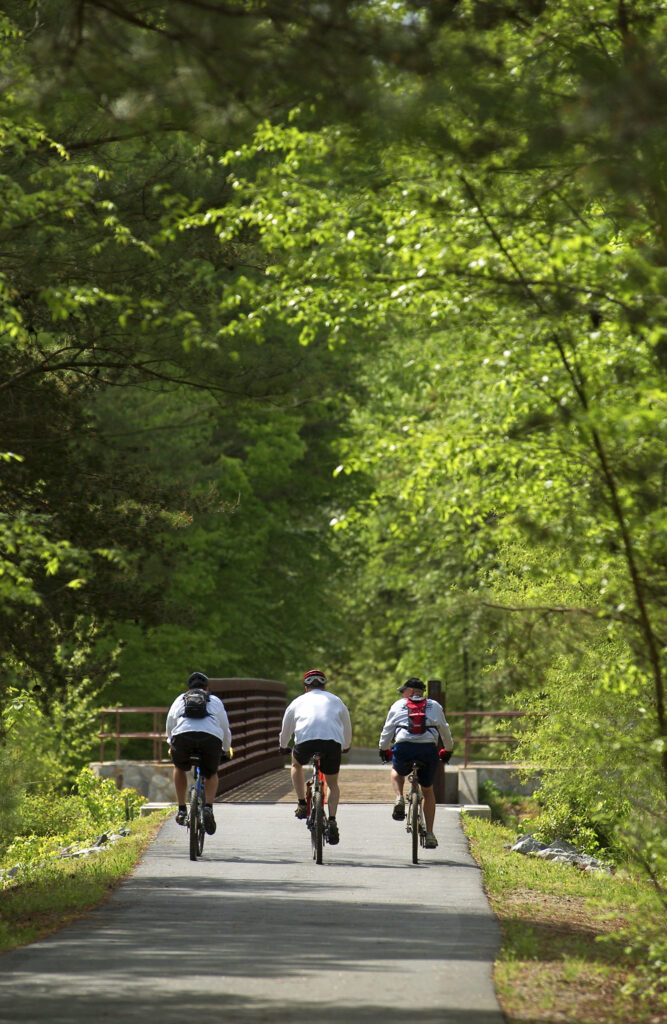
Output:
[410, 791, 420, 864]
[312, 789, 324, 864]
[197, 792, 205, 856]
[189, 786, 199, 861]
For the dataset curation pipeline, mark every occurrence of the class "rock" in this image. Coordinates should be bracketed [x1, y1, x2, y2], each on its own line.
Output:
[511, 835, 615, 874]
[511, 835, 548, 854]
[537, 840, 580, 860]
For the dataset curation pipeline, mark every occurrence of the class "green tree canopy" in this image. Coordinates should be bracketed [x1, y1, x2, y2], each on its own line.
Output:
[1, 2, 665, 872]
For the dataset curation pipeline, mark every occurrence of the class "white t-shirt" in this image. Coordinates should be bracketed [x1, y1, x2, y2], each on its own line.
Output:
[166, 691, 232, 750]
[279, 689, 352, 748]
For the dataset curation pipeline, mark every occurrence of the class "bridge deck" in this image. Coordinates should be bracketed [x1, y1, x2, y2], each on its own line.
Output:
[219, 765, 393, 803]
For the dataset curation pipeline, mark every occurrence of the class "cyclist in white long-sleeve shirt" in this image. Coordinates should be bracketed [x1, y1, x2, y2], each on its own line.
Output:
[279, 669, 352, 845]
[378, 676, 454, 850]
[167, 671, 232, 836]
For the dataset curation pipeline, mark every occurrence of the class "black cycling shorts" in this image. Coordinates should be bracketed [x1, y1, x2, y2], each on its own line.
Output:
[170, 731, 222, 778]
[292, 739, 342, 776]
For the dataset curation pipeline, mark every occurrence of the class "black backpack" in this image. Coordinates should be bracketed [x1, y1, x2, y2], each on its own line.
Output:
[182, 688, 210, 719]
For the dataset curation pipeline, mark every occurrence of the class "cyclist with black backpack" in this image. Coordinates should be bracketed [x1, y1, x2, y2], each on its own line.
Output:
[378, 677, 453, 850]
[166, 671, 232, 835]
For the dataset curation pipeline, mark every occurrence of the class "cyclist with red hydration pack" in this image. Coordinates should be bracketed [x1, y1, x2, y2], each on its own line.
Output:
[279, 669, 352, 846]
[378, 677, 454, 849]
[166, 672, 232, 836]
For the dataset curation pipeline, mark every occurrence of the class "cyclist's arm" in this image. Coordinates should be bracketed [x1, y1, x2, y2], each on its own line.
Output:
[341, 703, 353, 750]
[210, 696, 232, 751]
[165, 696, 183, 740]
[431, 703, 454, 750]
[279, 706, 295, 749]
[379, 707, 401, 750]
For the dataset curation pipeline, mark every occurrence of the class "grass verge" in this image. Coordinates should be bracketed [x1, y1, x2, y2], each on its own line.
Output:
[0, 810, 170, 954]
[462, 815, 666, 1024]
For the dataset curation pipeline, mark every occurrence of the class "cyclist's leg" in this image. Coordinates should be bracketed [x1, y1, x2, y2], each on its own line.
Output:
[204, 774, 219, 803]
[199, 771, 218, 836]
[392, 742, 418, 798]
[173, 766, 188, 804]
[170, 734, 192, 805]
[390, 767, 406, 799]
[291, 759, 306, 800]
[292, 740, 322, 801]
[422, 784, 436, 832]
[323, 772, 340, 816]
[192, 735, 222, 835]
[415, 746, 438, 839]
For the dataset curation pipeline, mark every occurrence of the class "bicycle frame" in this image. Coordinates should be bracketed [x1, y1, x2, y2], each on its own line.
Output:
[406, 760, 428, 864]
[188, 755, 206, 861]
[305, 753, 329, 864]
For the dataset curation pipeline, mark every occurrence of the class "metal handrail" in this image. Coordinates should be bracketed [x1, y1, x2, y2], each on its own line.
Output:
[446, 711, 527, 767]
[99, 700, 526, 784]
[98, 677, 286, 795]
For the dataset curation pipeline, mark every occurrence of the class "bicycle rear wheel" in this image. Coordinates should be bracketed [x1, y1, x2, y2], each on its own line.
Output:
[189, 787, 200, 861]
[197, 797, 205, 856]
[410, 791, 420, 864]
[312, 789, 324, 864]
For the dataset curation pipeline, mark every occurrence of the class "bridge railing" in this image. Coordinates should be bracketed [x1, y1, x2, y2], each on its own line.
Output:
[98, 677, 286, 796]
[446, 710, 527, 766]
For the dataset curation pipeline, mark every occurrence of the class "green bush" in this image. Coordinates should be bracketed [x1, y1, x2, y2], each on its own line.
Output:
[528, 801, 606, 857]
[507, 630, 665, 875]
[479, 780, 507, 824]
[0, 690, 64, 853]
[0, 681, 143, 859]
[2, 768, 145, 870]
[74, 766, 145, 825]
[17, 794, 90, 839]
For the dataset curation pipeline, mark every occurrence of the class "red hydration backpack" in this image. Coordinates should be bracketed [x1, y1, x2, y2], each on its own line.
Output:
[406, 696, 428, 735]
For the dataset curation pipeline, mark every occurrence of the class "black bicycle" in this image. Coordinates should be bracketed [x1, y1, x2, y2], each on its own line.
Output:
[406, 760, 428, 864]
[305, 752, 329, 864]
[188, 754, 206, 861]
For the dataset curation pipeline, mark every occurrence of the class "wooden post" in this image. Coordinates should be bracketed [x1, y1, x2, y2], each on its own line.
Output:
[428, 679, 446, 803]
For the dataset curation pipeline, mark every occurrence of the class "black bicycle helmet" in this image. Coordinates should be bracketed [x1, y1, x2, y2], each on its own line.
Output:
[303, 669, 327, 689]
[187, 671, 209, 689]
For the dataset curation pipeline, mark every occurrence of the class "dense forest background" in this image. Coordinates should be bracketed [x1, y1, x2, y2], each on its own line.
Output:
[1, 1, 664, 870]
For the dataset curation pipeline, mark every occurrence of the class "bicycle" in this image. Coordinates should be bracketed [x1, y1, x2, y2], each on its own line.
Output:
[305, 752, 329, 864]
[187, 754, 206, 861]
[406, 759, 428, 864]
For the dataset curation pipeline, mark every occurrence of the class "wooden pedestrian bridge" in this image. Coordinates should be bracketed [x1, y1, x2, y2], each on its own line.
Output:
[93, 677, 535, 809]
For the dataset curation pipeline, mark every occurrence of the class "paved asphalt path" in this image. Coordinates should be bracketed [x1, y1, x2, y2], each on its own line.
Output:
[0, 805, 505, 1024]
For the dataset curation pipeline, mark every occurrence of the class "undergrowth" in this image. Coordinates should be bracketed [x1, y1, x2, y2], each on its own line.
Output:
[463, 814, 666, 1023]
[0, 812, 168, 953]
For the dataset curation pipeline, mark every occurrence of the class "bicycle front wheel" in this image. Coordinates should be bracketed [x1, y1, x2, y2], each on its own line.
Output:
[410, 792, 420, 864]
[189, 787, 199, 861]
[312, 789, 324, 864]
